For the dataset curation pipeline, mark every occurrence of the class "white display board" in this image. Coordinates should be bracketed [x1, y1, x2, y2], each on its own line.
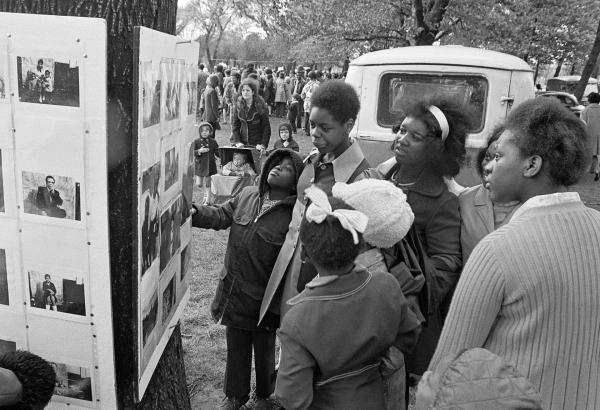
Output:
[0, 13, 116, 409]
[134, 26, 198, 400]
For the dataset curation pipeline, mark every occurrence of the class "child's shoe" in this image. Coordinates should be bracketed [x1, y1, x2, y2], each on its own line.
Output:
[219, 396, 247, 410]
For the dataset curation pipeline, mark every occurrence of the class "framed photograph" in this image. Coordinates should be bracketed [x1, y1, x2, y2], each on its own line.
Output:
[159, 197, 182, 272]
[185, 80, 196, 116]
[0, 339, 17, 355]
[28, 270, 86, 316]
[164, 147, 179, 191]
[51, 361, 92, 401]
[140, 162, 160, 276]
[142, 289, 158, 348]
[141, 61, 161, 128]
[180, 244, 191, 282]
[0, 249, 7, 306]
[22, 171, 81, 220]
[16, 57, 79, 107]
[181, 143, 194, 223]
[161, 274, 176, 325]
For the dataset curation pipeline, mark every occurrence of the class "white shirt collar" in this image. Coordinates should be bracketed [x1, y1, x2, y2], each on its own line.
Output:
[511, 192, 581, 221]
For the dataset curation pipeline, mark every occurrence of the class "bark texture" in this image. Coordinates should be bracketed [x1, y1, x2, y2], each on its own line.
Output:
[0, 2, 190, 409]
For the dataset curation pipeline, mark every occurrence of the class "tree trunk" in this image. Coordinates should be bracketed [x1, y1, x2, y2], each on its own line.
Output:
[575, 19, 600, 101]
[554, 57, 564, 77]
[0, 1, 190, 409]
[533, 59, 540, 84]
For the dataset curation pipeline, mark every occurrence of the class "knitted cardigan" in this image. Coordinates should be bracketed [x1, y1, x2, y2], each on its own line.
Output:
[429, 195, 600, 410]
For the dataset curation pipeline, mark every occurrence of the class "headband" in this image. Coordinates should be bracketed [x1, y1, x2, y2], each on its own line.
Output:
[427, 105, 450, 142]
[304, 186, 368, 245]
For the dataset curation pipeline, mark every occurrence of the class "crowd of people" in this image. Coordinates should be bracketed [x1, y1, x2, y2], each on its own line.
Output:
[190, 64, 600, 410]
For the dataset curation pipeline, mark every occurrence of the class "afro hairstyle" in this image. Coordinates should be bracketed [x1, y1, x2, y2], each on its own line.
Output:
[299, 197, 364, 270]
[504, 97, 589, 186]
[309, 80, 360, 125]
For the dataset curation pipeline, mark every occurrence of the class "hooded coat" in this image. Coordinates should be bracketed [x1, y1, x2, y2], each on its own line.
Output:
[194, 122, 219, 177]
[192, 149, 305, 331]
[273, 123, 299, 152]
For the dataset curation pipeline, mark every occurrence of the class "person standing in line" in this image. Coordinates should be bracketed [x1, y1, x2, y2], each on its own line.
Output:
[230, 78, 271, 152]
[581, 91, 600, 181]
[301, 71, 320, 136]
[197, 63, 209, 119]
[274, 71, 289, 118]
[223, 72, 241, 125]
[427, 98, 599, 410]
[290, 67, 306, 133]
[203, 74, 221, 132]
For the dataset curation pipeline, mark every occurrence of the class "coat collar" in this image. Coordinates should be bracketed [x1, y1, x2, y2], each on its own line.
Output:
[316, 140, 366, 183]
[378, 157, 446, 197]
[286, 266, 372, 305]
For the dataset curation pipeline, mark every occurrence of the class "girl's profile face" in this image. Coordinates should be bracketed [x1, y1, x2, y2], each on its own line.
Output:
[393, 116, 434, 166]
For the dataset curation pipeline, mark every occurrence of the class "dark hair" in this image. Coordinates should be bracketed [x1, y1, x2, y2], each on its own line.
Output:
[393, 97, 472, 177]
[292, 93, 301, 101]
[240, 78, 259, 95]
[588, 92, 600, 104]
[504, 97, 589, 186]
[265, 68, 273, 75]
[38, 58, 43, 65]
[476, 124, 504, 178]
[300, 197, 363, 270]
[45, 175, 55, 183]
[199, 63, 205, 70]
[232, 72, 241, 79]
[332, 73, 339, 79]
[308, 71, 318, 80]
[44, 274, 51, 279]
[310, 81, 360, 124]
[208, 74, 219, 87]
[248, 72, 259, 81]
[225, 69, 231, 75]
[216, 65, 223, 73]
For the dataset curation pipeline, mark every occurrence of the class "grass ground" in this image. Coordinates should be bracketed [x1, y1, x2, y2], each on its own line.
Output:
[181, 114, 600, 409]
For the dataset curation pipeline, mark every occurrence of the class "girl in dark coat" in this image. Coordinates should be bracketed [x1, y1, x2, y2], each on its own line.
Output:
[191, 149, 304, 410]
[230, 78, 271, 151]
[194, 122, 219, 205]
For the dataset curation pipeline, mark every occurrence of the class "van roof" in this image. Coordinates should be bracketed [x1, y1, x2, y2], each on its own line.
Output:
[350, 46, 532, 72]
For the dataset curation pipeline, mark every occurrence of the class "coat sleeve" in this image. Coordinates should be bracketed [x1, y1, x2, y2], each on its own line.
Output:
[260, 106, 271, 147]
[428, 239, 504, 370]
[191, 194, 238, 230]
[275, 322, 316, 410]
[230, 102, 243, 145]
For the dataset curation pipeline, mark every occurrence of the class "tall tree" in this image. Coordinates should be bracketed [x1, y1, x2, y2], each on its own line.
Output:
[0, 1, 190, 408]
[575, 19, 600, 101]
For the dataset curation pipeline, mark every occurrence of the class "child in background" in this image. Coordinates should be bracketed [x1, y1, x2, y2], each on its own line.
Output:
[274, 186, 421, 410]
[222, 151, 257, 177]
[192, 149, 305, 410]
[194, 122, 219, 205]
[272, 123, 299, 152]
[287, 93, 301, 134]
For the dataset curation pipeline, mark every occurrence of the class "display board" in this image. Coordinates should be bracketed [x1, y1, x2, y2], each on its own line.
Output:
[134, 26, 198, 400]
[0, 13, 116, 409]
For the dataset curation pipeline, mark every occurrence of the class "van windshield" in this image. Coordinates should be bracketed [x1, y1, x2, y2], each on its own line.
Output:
[378, 73, 488, 132]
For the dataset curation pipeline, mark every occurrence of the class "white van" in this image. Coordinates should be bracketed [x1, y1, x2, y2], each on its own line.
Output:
[345, 46, 534, 186]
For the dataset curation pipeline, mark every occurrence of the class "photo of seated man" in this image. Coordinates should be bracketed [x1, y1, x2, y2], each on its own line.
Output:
[36, 175, 67, 218]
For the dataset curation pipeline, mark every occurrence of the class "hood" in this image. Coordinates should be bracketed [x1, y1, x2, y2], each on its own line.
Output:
[416, 348, 542, 409]
[197, 121, 214, 137]
[278, 122, 293, 137]
[259, 149, 305, 197]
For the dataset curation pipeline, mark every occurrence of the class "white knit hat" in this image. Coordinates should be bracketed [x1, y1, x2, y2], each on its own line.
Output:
[332, 179, 414, 248]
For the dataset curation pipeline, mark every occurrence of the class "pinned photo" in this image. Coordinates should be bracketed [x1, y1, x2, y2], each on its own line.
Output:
[142, 289, 158, 347]
[22, 172, 81, 220]
[185, 81, 197, 116]
[28, 270, 86, 316]
[159, 197, 182, 272]
[161, 275, 176, 325]
[180, 244, 191, 282]
[181, 143, 194, 223]
[164, 147, 179, 191]
[51, 362, 92, 401]
[140, 162, 160, 276]
[0, 249, 8, 306]
[17, 57, 79, 107]
[0, 64, 6, 101]
[141, 61, 161, 128]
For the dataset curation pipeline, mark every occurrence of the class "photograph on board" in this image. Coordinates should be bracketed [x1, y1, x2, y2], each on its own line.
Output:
[0, 249, 8, 305]
[161, 274, 176, 325]
[185, 80, 197, 116]
[0, 62, 6, 101]
[17, 57, 79, 107]
[159, 197, 182, 272]
[0, 339, 16, 355]
[142, 288, 158, 347]
[140, 162, 160, 276]
[22, 172, 81, 220]
[180, 244, 191, 282]
[28, 270, 86, 316]
[164, 146, 179, 191]
[52, 361, 92, 401]
[181, 142, 194, 223]
[141, 61, 161, 128]
[0, 150, 4, 212]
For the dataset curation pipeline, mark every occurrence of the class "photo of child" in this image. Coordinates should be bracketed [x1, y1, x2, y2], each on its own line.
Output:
[28, 270, 86, 316]
[17, 57, 79, 106]
[164, 147, 179, 191]
[141, 61, 161, 128]
[161, 275, 176, 326]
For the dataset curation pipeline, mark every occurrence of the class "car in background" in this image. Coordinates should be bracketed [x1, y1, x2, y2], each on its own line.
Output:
[546, 76, 598, 103]
[537, 91, 585, 117]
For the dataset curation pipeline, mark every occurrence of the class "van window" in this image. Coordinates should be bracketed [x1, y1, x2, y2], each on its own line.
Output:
[378, 73, 488, 132]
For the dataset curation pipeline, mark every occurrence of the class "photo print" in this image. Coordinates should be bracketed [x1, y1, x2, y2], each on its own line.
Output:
[164, 146, 179, 191]
[0, 61, 6, 101]
[161, 60, 182, 121]
[140, 162, 160, 276]
[181, 143, 194, 223]
[51, 362, 92, 401]
[185, 80, 197, 116]
[161, 274, 176, 325]
[141, 61, 161, 128]
[28, 270, 86, 316]
[142, 289, 158, 347]
[17, 57, 79, 106]
[0, 150, 4, 212]
[22, 171, 81, 220]
[180, 244, 191, 282]
[0, 339, 16, 355]
[0, 249, 8, 305]
[159, 197, 182, 272]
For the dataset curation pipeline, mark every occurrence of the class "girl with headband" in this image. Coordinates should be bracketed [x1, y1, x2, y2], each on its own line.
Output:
[274, 186, 421, 410]
[363, 97, 472, 381]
